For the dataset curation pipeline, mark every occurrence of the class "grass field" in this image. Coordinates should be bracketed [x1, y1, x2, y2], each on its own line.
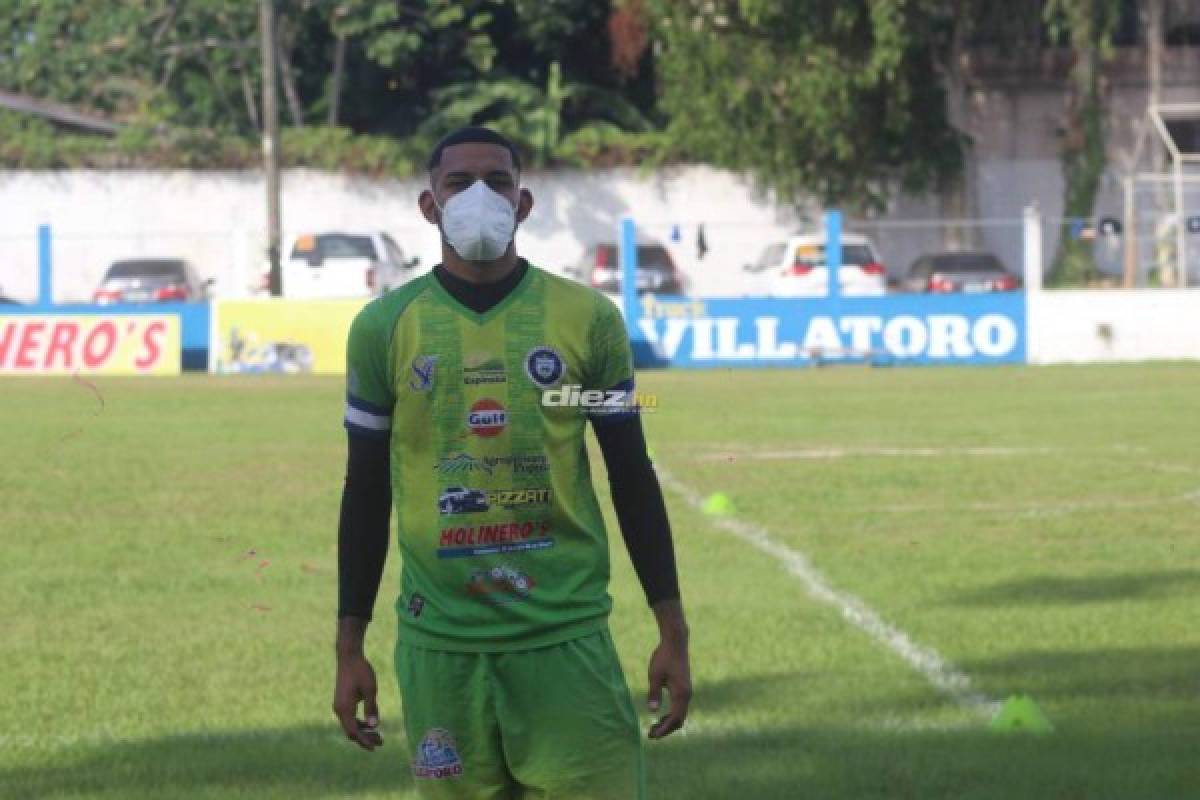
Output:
[2, 364, 1199, 799]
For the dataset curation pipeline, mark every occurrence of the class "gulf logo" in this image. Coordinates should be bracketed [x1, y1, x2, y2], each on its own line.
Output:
[467, 398, 507, 437]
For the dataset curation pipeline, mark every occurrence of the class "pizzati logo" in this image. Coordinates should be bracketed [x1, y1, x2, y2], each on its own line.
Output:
[412, 728, 464, 780]
[467, 398, 506, 437]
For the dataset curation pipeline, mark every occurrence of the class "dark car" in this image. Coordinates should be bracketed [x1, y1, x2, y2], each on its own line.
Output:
[904, 251, 1021, 293]
[438, 486, 490, 515]
[94, 259, 213, 304]
[568, 243, 686, 295]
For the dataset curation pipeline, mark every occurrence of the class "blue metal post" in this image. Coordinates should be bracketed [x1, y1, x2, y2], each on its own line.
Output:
[825, 210, 841, 301]
[619, 216, 640, 336]
[37, 224, 52, 307]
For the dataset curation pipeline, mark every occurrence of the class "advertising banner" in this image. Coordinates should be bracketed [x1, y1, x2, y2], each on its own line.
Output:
[0, 315, 180, 375]
[213, 299, 366, 374]
[631, 293, 1027, 367]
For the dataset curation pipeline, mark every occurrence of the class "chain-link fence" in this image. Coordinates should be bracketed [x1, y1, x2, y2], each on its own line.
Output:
[4, 208, 1197, 305]
[0, 224, 431, 304]
[629, 216, 1033, 297]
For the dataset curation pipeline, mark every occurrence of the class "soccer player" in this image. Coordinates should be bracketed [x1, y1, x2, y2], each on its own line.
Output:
[332, 126, 691, 799]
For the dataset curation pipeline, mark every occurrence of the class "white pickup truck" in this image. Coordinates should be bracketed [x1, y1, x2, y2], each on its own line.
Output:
[276, 231, 421, 299]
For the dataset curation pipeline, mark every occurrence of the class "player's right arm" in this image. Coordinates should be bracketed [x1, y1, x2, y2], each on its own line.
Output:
[333, 305, 396, 752]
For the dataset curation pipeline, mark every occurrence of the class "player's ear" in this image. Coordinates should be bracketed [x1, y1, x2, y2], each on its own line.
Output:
[516, 187, 533, 224]
[419, 188, 440, 225]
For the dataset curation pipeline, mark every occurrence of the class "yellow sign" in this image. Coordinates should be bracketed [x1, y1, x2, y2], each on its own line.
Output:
[0, 315, 180, 375]
[214, 299, 366, 375]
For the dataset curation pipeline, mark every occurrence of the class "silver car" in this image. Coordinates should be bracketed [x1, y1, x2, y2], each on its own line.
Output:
[904, 252, 1021, 294]
[93, 259, 213, 304]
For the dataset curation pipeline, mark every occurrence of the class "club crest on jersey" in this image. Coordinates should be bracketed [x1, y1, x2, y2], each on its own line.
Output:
[412, 728, 464, 779]
[525, 345, 565, 389]
[467, 398, 507, 437]
[408, 354, 437, 392]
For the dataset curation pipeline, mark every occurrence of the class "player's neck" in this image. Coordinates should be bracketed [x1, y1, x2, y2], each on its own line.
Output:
[441, 247, 520, 285]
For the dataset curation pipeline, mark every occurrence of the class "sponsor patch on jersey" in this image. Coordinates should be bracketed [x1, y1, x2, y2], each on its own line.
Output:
[466, 564, 536, 604]
[438, 487, 552, 514]
[467, 398, 507, 437]
[524, 345, 565, 389]
[408, 354, 437, 392]
[436, 453, 492, 475]
[412, 728, 464, 780]
[407, 593, 426, 618]
[463, 353, 506, 385]
[437, 520, 555, 559]
[435, 453, 549, 476]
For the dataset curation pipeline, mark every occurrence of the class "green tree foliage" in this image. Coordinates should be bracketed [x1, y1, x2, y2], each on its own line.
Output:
[0, 0, 262, 131]
[418, 62, 652, 167]
[335, 0, 655, 163]
[650, 0, 965, 210]
[0, 0, 1136, 227]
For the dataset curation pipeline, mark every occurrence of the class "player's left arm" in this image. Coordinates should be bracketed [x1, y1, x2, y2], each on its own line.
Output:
[593, 414, 692, 739]
[586, 296, 691, 740]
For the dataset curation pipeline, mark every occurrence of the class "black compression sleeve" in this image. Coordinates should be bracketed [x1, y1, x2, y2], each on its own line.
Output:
[337, 433, 393, 620]
[593, 414, 681, 606]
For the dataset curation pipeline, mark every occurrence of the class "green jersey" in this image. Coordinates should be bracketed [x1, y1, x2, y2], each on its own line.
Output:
[344, 264, 636, 652]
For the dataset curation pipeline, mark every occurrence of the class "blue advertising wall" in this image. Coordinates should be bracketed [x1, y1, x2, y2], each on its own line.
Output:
[628, 293, 1026, 368]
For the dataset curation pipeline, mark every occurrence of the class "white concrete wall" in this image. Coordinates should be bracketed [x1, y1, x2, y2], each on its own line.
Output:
[1028, 289, 1200, 363]
[0, 167, 807, 303]
[0, 162, 1177, 306]
[0, 163, 1055, 304]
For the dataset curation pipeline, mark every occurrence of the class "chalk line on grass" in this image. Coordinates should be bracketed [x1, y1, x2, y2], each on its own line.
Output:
[656, 466, 1001, 719]
[696, 445, 1057, 462]
[840, 487, 1200, 518]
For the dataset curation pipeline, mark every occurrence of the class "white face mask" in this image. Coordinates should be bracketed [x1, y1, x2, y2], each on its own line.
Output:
[435, 180, 518, 263]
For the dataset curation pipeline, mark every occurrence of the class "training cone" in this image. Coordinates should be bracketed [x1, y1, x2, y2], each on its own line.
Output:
[989, 694, 1053, 734]
[702, 492, 735, 516]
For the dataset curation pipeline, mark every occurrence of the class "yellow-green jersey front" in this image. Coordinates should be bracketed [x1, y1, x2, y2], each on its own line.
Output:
[343, 264, 636, 653]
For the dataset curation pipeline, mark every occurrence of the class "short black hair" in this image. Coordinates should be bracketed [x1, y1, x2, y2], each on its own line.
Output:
[427, 126, 522, 173]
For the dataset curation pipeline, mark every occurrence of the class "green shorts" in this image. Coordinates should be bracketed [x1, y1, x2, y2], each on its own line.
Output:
[394, 628, 645, 800]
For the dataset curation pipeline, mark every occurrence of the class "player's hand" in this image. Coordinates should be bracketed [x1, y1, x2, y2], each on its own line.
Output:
[646, 637, 692, 739]
[333, 652, 384, 751]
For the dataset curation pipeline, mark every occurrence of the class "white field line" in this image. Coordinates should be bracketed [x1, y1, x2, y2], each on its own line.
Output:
[693, 443, 1153, 463]
[656, 466, 1001, 719]
[856, 489, 1200, 518]
[696, 446, 1058, 462]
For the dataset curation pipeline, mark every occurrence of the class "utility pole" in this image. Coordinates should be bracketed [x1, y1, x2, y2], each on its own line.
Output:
[261, 0, 282, 296]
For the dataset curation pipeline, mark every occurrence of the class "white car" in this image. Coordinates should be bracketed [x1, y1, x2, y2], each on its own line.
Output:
[742, 233, 887, 297]
[277, 231, 420, 299]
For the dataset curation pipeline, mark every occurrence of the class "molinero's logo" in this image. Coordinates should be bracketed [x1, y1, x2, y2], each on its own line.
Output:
[412, 728, 464, 779]
[437, 520, 554, 558]
[467, 398, 506, 437]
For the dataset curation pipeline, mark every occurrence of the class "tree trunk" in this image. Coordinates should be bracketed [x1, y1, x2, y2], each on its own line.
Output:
[938, 3, 978, 250]
[275, 17, 304, 128]
[1048, 0, 1111, 287]
[328, 33, 346, 126]
[240, 65, 260, 131]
